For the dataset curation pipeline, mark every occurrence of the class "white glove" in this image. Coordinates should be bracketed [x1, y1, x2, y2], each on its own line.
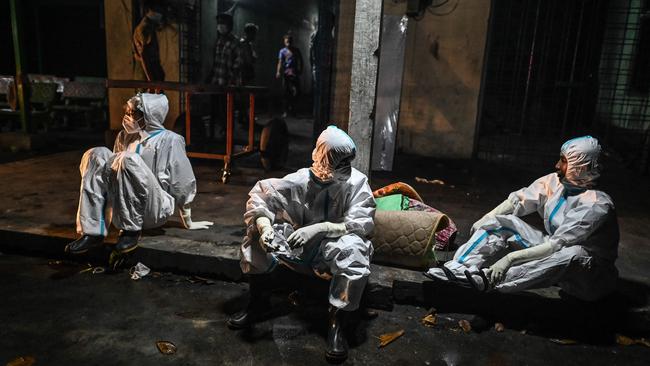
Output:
[488, 255, 512, 284]
[488, 240, 554, 285]
[256, 217, 276, 250]
[287, 222, 347, 249]
[180, 205, 214, 230]
[470, 199, 515, 235]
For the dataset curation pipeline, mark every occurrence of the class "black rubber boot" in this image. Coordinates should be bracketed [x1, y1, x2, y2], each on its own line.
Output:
[115, 230, 141, 254]
[227, 275, 271, 330]
[326, 306, 349, 363]
[65, 235, 104, 254]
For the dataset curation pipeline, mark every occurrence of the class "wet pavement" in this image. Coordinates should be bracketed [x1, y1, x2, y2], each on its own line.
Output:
[1, 254, 649, 366]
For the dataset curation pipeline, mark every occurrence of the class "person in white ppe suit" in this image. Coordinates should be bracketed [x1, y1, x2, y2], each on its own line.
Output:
[227, 126, 375, 362]
[427, 136, 619, 301]
[65, 93, 213, 255]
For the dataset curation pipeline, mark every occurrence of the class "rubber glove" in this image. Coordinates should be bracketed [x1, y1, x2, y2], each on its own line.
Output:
[470, 199, 515, 235]
[180, 205, 214, 230]
[256, 217, 276, 250]
[488, 239, 555, 284]
[287, 222, 347, 249]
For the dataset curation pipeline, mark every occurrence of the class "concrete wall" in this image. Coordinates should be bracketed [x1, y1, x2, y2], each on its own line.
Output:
[329, 0, 490, 158]
[104, 0, 180, 132]
[104, 0, 134, 132]
[392, 0, 490, 159]
[329, 0, 356, 131]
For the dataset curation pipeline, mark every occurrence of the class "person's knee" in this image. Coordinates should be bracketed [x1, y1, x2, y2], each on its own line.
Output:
[85, 147, 112, 159]
[109, 151, 146, 175]
[80, 147, 112, 173]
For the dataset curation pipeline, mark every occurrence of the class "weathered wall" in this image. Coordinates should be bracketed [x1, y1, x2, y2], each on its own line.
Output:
[389, 0, 490, 159]
[158, 25, 180, 129]
[329, 0, 356, 131]
[104, 1, 180, 131]
[104, 0, 134, 132]
[329, 0, 490, 159]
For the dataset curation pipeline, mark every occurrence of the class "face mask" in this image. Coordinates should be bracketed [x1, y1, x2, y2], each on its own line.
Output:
[217, 24, 229, 34]
[122, 114, 143, 134]
[333, 164, 352, 182]
[147, 12, 163, 23]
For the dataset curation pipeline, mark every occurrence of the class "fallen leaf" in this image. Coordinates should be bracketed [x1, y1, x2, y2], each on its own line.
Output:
[494, 323, 505, 332]
[550, 338, 578, 345]
[421, 314, 437, 327]
[6, 356, 35, 366]
[616, 334, 650, 347]
[415, 177, 445, 185]
[156, 341, 177, 355]
[616, 334, 635, 346]
[459, 319, 472, 333]
[378, 329, 405, 348]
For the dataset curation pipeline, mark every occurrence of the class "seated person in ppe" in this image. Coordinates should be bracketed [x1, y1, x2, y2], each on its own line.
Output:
[65, 93, 213, 255]
[426, 136, 619, 302]
[228, 126, 375, 362]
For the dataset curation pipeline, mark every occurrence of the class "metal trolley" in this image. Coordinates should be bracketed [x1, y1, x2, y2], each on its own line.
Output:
[106, 80, 267, 183]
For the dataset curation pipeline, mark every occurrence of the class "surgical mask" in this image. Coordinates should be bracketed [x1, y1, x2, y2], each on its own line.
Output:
[332, 163, 352, 182]
[217, 24, 229, 35]
[122, 114, 144, 134]
[147, 12, 163, 23]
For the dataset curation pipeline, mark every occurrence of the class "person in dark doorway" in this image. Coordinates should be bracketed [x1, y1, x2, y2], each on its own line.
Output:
[65, 93, 213, 256]
[276, 34, 303, 118]
[427, 136, 619, 302]
[228, 126, 376, 362]
[236, 23, 258, 127]
[133, 4, 165, 83]
[210, 13, 239, 87]
[238, 23, 259, 85]
[207, 13, 239, 138]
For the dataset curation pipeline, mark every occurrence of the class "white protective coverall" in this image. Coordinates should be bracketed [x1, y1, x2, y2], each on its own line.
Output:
[240, 126, 376, 311]
[427, 136, 619, 301]
[76, 93, 197, 235]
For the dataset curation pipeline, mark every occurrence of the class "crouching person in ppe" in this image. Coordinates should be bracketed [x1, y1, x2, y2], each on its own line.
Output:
[65, 93, 213, 255]
[427, 136, 619, 302]
[228, 126, 376, 362]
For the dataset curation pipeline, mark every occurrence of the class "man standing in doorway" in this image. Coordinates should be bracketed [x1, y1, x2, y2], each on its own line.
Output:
[133, 3, 165, 83]
[276, 34, 303, 118]
[208, 13, 239, 138]
[239, 23, 259, 85]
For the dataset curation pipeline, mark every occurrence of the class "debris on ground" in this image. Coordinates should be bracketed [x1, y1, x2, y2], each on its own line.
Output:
[130, 262, 151, 280]
[459, 319, 472, 333]
[156, 341, 177, 355]
[421, 308, 437, 328]
[78, 266, 105, 275]
[550, 338, 579, 345]
[108, 251, 126, 271]
[288, 290, 301, 307]
[616, 334, 650, 347]
[422, 314, 437, 327]
[494, 323, 505, 332]
[46, 260, 92, 280]
[186, 275, 215, 285]
[378, 329, 405, 348]
[415, 177, 445, 185]
[6, 356, 35, 366]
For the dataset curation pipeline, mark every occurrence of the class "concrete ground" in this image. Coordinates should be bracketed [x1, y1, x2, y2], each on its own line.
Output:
[1, 118, 650, 364]
[2, 254, 649, 366]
